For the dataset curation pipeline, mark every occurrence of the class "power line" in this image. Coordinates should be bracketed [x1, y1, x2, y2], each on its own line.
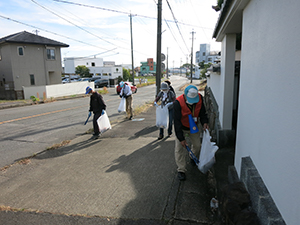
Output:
[165, 0, 189, 52]
[0, 14, 112, 51]
[51, 0, 213, 30]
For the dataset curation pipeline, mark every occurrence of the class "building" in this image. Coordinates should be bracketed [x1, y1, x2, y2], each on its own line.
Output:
[63, 57, 122, 85]
[196, 43, 221, 64]
[140, 58, 156, 75]
[206, 0, 300, 224]
[0, 31, 68, 99]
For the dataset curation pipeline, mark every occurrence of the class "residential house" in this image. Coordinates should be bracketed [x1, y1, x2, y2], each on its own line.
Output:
[0, 31, 68, 100]
[206, 0, 299, 224]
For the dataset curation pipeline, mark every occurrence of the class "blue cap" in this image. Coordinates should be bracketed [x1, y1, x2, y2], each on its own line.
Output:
[184, 85, 199, 104]
[120, 81, 124, 87]
[85, 86, 92, 94]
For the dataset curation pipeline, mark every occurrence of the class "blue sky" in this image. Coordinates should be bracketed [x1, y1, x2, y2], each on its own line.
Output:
[0, 0, 221, 67]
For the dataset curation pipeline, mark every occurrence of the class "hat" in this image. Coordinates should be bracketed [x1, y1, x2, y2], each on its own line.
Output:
[120, 81, 124, 87]
[160, 82, 169, 91]
[165, 80, 171, 85]
[85, 86, 92, 94]
[184, 85, 199, 104]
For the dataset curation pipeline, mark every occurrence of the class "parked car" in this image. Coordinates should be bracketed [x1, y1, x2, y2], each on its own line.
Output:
[94, 79, 108, 88]
[78, 78, 92, 82]
[62, 78, 78, 83]
[116, 82, 137, 95]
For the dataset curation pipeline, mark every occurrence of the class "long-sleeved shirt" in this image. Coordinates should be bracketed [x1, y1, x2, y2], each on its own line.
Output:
[120, 84, 132, 97]
[174, 94, 208, 142]
[154, 90, 176, 107]
[89, 92, 106, 114]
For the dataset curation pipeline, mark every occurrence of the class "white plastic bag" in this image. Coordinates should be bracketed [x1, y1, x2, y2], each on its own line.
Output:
[156, 105, 169, 128]
[198, 130, 219, 174]
[118, 97, 126, 113]
[97, 110, 111, 133]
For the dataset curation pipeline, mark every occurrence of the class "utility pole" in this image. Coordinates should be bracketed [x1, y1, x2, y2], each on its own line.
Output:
[129, 13, 135, 85]
[190, 29, 195, 83]
[166, 47, 169, 79]
[156, 0, 162, 95]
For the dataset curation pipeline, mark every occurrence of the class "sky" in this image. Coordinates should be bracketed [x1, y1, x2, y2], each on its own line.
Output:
[0, 0, 221, 68]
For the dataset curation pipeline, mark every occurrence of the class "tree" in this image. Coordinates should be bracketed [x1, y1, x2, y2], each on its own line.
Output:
[75, 65, 90, 77]
[122, 68, 133, 82]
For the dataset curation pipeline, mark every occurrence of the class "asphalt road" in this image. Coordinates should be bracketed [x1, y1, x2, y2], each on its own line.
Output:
[0, 76, 190, 169]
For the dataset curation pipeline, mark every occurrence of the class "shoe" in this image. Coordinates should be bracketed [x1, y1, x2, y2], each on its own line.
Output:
[158, 134, 164, 140]
[177, 172, 186, 181]
[167, 132, 172, 137]
[92, 133, 100, 139]
[129, 116, 132, 120]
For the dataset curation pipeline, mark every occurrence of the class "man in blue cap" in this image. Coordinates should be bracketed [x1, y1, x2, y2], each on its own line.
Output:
[119, 81, 133, 120]
[85, 86, 106, 139]
[173, 85, 209, 181]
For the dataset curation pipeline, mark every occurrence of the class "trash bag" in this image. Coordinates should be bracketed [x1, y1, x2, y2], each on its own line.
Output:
[118, 97, 126, 113]
[97, 110, 111, 133]
[156, 105, 169, 128]
[198, 130, 219, 174]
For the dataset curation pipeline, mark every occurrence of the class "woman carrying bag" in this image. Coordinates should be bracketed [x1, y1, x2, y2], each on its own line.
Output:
[154, 82, 176, 140]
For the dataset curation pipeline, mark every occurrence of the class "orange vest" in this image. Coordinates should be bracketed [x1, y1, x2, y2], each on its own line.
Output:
[177, 93, 202, 127]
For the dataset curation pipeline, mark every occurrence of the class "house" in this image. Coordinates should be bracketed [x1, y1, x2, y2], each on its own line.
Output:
[206, 0, 300, 224]
[0, 31, 68, 100]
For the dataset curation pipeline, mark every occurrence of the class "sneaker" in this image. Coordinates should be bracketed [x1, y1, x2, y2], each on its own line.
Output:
[92, 133, 100, 139]
[177, 172, 186, 181]
[129, 116, 132, 120]
[167, 132, 172, 137]
[158, 134, 164, 140]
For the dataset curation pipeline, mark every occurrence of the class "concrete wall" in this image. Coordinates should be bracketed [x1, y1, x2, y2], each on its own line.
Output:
[235, 1, 300, 224]
[23, 81, 94, 99]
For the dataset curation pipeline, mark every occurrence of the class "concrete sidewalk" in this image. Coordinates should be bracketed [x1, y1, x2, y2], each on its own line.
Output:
[0, 106, 213, 225]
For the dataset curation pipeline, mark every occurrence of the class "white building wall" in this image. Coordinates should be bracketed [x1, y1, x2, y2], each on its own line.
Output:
[235, 1, 300, 224]
[64, 57, 103, 74]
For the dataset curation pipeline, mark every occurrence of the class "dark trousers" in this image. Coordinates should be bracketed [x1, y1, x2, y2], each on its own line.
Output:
[93, 112, 101, 135]
[160, 108, 174, 136]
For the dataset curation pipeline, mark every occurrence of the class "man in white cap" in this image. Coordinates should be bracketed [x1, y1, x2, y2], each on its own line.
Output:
[85, 86, 106, 139]
[173, 85, 209, 181]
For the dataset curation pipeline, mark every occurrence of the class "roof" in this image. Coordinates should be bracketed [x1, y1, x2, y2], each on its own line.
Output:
[0, 31, 69, 47]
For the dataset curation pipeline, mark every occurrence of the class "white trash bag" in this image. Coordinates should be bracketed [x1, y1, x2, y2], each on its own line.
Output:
[198, 130, 219, 174]
[118, 97, 126, 113]
[97, 110, 111, 133]
[156, 105, 169, 129]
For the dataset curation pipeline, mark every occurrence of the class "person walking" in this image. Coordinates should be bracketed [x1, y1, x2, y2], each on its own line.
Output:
[154, 82, 176, 140]
[85, 86, 106, 139]
[173, 85, 209, 181]
[119, 81, 133, 120]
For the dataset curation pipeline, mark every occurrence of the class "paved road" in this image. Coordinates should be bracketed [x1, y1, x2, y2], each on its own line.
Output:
[0, 76, 191, 169]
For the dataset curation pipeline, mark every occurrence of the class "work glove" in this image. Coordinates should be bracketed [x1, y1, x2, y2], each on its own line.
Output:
[88, 111, 92, 117]
[166, 102, 173, 108]
[154, 102, 158, 107]
[101, 110, 105, 115]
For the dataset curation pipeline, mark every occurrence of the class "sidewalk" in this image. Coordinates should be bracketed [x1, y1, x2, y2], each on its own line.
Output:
[0, 106, 214, 225]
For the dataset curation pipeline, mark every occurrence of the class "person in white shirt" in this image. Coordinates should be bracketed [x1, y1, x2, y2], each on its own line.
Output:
[119, 81, 133, 120]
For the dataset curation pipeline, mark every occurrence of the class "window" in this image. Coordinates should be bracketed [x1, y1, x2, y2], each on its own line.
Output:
[30, 74, 35, 85]
[18, 47, 24, 56]
[202, 52, 205, 56]
[208, 58, 212, 61]
[46, 49, 55, 60]
[92, 62, 95, 66]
